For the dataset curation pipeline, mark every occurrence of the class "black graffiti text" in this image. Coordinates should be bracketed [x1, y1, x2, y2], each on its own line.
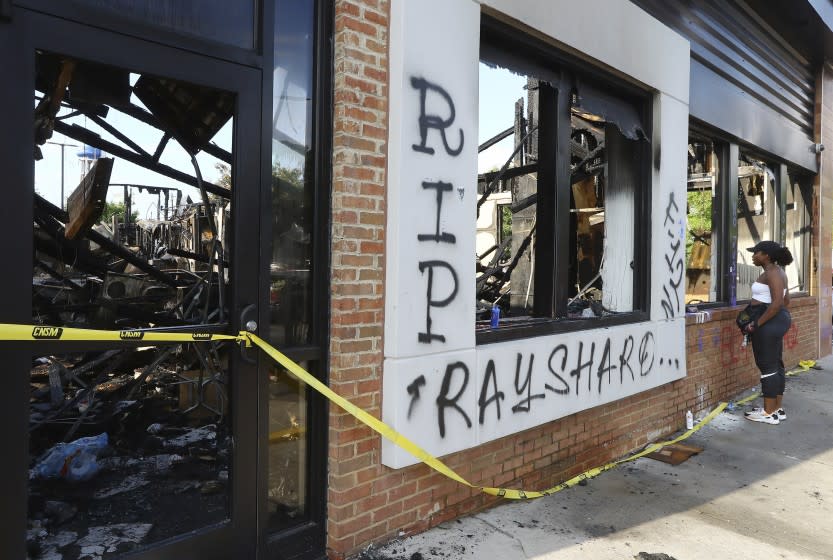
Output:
[410, 76, 464, 156]
[511, 353, 544, 413]
[417, 260, 459, 344]
[406, 331, 664, 436]
[417, 180, 456, 244]
[435, 361, 472, 438]
[661, 192, 683, 318]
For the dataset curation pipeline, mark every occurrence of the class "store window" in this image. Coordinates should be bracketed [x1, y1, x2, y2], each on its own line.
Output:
[684, 130, 812, 306]
[268, 0, 319, 532]
[736, 152, 777, 301]
[785, 171, 812, 293]
[476, 33, 649, 338]
[685, 138, 718, 304]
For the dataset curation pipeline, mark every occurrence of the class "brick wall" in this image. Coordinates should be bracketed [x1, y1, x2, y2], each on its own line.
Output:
[326, 1, 824, 558]
[329, 0, 391, 556]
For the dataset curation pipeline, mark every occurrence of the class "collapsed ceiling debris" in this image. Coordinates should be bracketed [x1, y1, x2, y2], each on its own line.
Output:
[475, 76, 611, 324]
[29, 50, 236, 557]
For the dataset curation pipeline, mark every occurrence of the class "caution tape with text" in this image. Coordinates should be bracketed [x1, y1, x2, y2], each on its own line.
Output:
[1, 323, 818, 500]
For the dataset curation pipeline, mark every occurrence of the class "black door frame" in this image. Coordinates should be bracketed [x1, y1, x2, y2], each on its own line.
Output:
[258, 1, 332, 558]
[0, 7, 263, 559]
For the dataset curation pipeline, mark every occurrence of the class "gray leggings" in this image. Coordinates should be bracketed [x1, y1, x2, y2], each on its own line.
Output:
[750, 306, 791, 398]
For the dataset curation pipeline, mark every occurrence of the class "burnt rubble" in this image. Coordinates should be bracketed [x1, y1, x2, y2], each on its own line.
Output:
[30, 50, 235, 558]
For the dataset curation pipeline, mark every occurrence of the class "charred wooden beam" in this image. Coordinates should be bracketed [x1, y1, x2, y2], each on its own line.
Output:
[53, 121, 230, 198]
[65, 157, 113, 240]
[35, 194, 183, 288]
[478, 125, 513, 153]
[166, 247, 229, 268]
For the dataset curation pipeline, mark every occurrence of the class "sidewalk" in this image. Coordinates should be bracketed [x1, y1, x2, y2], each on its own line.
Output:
[359, 356, 833, 560]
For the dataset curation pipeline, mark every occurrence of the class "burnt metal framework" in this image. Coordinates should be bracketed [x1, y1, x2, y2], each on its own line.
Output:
[687, 123, 813, 307]
[477, 17, 652, 345]
[0, 2, 332, 560]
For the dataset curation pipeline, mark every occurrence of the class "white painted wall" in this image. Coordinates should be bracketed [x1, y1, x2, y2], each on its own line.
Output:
[383, 0, 691, 468]
[385, 0, 479, 359]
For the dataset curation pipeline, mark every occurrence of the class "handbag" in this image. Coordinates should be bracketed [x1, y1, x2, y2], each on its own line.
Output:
[736, 303, 766, 333]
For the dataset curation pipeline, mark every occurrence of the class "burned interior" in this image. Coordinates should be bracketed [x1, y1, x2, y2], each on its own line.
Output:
[28, 51, 242, 558]
[476, 52, 646, 332]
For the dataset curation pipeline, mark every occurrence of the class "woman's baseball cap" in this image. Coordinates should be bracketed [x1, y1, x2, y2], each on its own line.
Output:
[747, 240, 781, 255]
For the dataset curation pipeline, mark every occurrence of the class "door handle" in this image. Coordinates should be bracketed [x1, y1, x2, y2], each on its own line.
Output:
[1, 0, 10, 22]
[238, 304, 258, 363]
[239, 304, 257, 332]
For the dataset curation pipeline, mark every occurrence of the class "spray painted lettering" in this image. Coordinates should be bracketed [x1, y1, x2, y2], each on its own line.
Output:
[411, 76, 464, 345]
[408, 330, 665, 437]
[410, 77, 464, 156]
[661, 192, 683, 318]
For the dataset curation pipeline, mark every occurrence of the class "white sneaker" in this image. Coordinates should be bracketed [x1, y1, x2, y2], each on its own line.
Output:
[745, 407, 786, 420]
[745, 409, 780, 425]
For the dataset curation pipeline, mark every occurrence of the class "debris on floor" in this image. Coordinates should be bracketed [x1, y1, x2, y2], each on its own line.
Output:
[645, 443, 703, 466]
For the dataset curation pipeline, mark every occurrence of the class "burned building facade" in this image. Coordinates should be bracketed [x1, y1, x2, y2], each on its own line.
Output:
[1, 1, 832, 560]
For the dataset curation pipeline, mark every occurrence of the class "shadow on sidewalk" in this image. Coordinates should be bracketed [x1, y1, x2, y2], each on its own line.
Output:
[357, 366, 833, 560]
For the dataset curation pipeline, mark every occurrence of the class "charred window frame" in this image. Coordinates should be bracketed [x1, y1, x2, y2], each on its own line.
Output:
[685, 124, 813, 307]
[477, 18, 652, 344]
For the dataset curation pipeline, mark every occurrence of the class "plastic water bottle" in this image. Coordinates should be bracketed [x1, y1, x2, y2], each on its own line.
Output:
[685, 410, 694, 430]
[490, 306, 501, 328]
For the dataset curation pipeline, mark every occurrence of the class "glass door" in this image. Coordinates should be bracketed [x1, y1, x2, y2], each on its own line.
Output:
[0, 8, 262, 559]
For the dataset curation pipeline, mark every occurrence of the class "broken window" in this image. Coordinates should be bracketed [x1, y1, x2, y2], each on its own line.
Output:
[30, 51, 237, 557]
[685, 138, 718, 304]
[476, 31, 649, 337]
[476, 64, 539, 324]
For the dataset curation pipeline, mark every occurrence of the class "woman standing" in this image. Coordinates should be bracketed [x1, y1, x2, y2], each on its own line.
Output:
[743, 240, 794, 425]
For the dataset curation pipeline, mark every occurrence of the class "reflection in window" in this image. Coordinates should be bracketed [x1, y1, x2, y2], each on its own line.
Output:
[31, 52, 234, 557]
[685, 139, 718, 304]
[68, 0, 256, 49]
[268, 363, 308, 526]
[736, 153, 776, 301]
[786, 172, 811, 292]
[270, 0, 314, 348]
[268, 0, 315, 532]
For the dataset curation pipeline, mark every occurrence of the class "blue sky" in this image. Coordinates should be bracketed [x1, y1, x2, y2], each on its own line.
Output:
[478, 62, 527, 173]
[35, 76, 231, 221]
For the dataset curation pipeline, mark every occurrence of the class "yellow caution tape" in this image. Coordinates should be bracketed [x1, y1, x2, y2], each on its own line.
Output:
[6, 323, 239, 343]
[1, 322, 819, 500]
[269, 425, 306, 443]
[791, 360, 818, 375]
[734, 392, 759, 406]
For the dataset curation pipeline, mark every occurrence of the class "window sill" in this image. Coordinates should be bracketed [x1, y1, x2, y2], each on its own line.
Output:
[684, 293, 817, 326]
[476, 310, 650, 345]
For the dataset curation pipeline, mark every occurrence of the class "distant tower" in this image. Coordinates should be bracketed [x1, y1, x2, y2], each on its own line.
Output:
[77, 145, 102, 179]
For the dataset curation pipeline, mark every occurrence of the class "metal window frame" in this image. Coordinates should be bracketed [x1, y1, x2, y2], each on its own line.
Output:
[17, 0, 264, 65]
[260, 0, 333, 557]
[0, 1, 334, 558]
[477, 16, 652, 345]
